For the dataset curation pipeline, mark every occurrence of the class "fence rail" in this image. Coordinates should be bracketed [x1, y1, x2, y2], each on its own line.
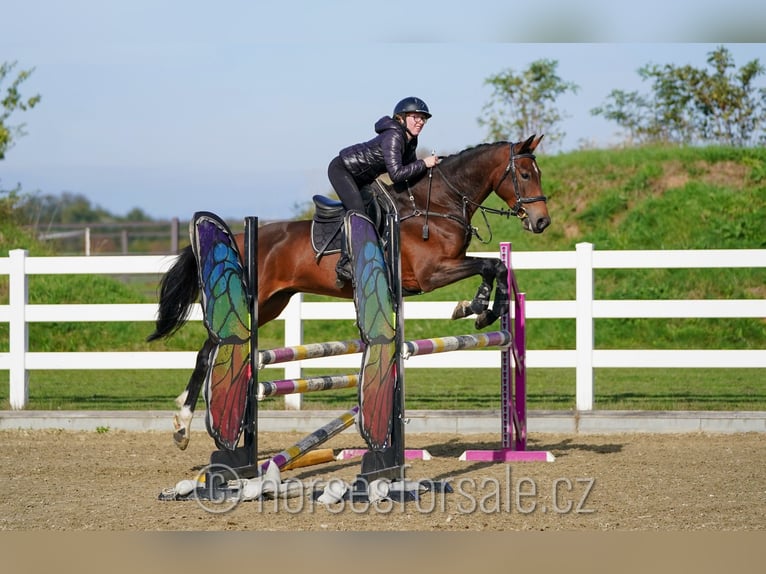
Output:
[2, 244, 765, 411]
[31, 219, 183, 256]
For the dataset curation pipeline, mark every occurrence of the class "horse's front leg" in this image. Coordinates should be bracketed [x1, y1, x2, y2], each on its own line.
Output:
[451, 279, 492, 320]
[415, 256, 505, 330]
[172, 337, 214, 450]
[474, 258, 509, 329]
[450, 256, 508, 328]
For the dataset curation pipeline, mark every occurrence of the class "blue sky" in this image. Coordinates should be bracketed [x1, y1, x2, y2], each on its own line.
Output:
[2, 1, 764, 221]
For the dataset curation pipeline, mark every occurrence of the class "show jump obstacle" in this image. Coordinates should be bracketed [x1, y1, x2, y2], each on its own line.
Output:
[160, 209, 552, 504]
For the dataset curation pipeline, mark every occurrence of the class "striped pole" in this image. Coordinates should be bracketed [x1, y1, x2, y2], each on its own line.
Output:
[258, 374, 359, 398]
[403, 331, 511, 357]
[258, 331, 511, 370]
[262, 406, 358, 471]
[259, 339, 364, 367]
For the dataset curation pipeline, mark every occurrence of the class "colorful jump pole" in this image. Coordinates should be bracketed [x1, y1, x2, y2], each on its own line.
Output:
[258, 374, 359, 398]
[259, 339, 365, 367]
[259, 331, 512, 369]
[258, 331, 513, 399]
[262, 406, 359, 471]
[403, 331, 512, 357]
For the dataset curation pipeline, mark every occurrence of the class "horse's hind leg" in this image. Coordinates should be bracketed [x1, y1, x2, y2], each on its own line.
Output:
[173, 337, 214, 450]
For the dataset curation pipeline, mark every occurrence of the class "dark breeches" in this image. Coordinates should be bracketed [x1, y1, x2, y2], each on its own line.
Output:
[328, 155, 366, 212]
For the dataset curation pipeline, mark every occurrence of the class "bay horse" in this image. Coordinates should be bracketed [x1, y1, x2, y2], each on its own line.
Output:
[148, 134, 549, 449]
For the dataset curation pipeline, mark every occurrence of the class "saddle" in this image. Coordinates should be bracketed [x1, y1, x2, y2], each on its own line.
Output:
[311, 176, 398, 258]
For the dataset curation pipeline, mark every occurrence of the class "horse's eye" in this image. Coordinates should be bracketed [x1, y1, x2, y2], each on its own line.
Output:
[521, 172, 530, 180]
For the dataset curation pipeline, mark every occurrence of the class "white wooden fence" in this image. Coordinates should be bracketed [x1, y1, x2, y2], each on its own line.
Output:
[1, 244, 765, 411]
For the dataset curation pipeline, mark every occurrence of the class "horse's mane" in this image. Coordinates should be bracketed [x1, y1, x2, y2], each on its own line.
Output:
[417, 141, 510, 190]
[438, 141, 508, 167]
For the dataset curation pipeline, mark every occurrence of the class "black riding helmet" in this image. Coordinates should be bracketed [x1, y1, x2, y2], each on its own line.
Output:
[393, 97, 432, 119]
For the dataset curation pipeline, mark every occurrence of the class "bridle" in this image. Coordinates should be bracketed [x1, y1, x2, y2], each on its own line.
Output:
[493, 142, 548, 218]
[401, 141, 547, 243]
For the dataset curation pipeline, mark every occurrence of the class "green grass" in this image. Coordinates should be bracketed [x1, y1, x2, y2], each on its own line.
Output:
[1, 367, 763, 411]
[294, 368, 766, 411]
[2, 144, 764, 411]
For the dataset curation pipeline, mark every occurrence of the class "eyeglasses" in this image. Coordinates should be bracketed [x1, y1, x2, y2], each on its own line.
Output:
[407, 113, 428, 124]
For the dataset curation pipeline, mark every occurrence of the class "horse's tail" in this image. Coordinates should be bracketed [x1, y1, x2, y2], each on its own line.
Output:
[146, 245, 200, 342]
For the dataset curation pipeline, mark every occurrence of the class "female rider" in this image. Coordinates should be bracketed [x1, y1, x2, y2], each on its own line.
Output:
[327, 96, 438, 285]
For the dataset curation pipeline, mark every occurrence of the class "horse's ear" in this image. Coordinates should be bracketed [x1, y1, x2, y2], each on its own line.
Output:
[518, 134, 536, 153]
[519, 134, 545, 153]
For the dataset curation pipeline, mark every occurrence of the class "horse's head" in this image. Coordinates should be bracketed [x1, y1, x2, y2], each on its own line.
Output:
[495, 135, 550, 234]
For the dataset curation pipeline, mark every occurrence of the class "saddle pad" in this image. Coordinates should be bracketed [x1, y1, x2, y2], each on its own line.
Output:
[311, 218, 343, 255]
[311, 178, 399, 257]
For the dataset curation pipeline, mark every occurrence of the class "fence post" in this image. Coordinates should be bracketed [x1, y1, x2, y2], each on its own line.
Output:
[170, 218, 179, 254]
[575, 242, 594, 410]
[282, 293, 304, 410]
[9, 249, 29, 409]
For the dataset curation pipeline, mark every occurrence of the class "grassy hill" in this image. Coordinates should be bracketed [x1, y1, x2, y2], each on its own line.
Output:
[1, 144, 764, 410]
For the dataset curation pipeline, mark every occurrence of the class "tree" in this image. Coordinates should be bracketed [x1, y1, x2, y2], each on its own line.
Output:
[478, 59, 579, 149]
[691, 48, 766, 146]
[1, 61, 41, 161]
[17, 191, 114, 226]
[124, 207, 153, 222]
[1, 61, 41, 225]
[591, 46, 766, 147]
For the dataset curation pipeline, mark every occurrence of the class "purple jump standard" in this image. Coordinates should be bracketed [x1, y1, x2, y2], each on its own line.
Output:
[459, 242, 555, 463]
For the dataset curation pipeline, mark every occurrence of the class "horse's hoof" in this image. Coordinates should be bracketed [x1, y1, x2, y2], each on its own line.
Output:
[173, 428, 189, 451]
[172, 415, 189, 450]
[451, 301, 473, 320]
[475, 310, 498, 330]
[172, 407, 193, 450]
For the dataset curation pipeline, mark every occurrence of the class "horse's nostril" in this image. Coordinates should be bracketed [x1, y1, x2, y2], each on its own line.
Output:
[537, 217, 550, 232]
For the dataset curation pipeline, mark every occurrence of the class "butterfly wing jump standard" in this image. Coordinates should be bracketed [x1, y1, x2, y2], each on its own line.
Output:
[190, 212, 252, 451]
[345, 211, 400, 452]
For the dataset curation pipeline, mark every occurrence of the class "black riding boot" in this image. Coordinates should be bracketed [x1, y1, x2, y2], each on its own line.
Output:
[335, 249, 353, 288]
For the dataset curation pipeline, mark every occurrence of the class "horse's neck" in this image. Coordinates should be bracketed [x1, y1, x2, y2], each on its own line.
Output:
[432, 159, 493, 216]
[385, 146, 499, 218]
